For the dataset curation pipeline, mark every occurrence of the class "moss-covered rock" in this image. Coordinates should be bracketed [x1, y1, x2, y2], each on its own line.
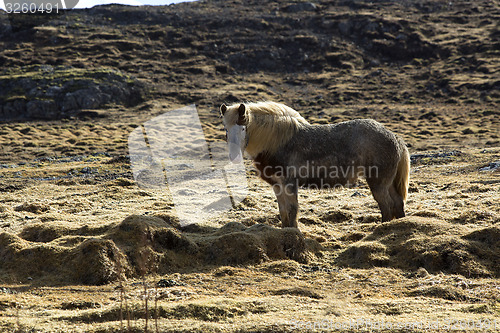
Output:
[0, 65, 147, 121]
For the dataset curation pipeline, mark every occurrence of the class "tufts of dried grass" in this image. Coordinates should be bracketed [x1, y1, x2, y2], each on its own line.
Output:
[0, 216, 320, 285]
[337, 217, 500, 277]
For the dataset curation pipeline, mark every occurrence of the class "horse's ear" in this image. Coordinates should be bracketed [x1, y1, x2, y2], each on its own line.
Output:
[237, 104, 247, 125]
[220, 104, 227, 116]
[238, 104, 245, 117]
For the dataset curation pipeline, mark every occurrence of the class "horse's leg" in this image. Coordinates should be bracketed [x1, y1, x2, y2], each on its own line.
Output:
[374, 187, 393, 221]
[273, 184, 289, 226]
[367, 179, 393, 222]
[285, 180, 299, 228]
[389, 184, 405, 219]
[273, 180, 299, 228]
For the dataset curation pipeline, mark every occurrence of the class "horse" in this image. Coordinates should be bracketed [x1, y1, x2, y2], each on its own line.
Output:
[220, 101, 410, 229]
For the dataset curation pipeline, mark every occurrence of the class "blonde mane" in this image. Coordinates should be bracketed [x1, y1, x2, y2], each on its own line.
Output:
[225, 101, 309, 157]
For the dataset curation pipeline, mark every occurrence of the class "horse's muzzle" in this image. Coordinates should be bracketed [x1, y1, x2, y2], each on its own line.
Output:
[228, 143, 243, 163]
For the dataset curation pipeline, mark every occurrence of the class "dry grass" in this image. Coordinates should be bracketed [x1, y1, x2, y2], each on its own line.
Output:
[0, 143, 498, 332]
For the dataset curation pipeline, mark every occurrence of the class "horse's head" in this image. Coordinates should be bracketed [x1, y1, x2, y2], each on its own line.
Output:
[220, 103, 248, 163]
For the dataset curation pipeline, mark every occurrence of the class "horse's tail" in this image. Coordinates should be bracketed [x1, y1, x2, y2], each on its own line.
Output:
[393, 144, 410, 201]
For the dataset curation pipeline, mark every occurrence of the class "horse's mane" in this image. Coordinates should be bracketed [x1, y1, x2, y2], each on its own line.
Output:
[227, 101, 309, 156]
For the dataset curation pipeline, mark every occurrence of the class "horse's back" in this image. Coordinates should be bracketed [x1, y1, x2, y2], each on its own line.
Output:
[326, 119, 397, 140]
[295, 119, 402, 152]
[331, 118, 405, 163]
[281, 119, 405, 174]
[330, 119, 403, 151]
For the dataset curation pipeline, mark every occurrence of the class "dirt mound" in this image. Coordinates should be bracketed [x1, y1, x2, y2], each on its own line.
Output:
[19, 222, 76, 242]
[106, 215, 200, 275]
[0, 232, 127, 285]
[406, 285, 479, 302]
[0, 215, 317, 285]
[203, 223, 309, 265]
[70, 238, 129, 285]
[337, 217, 500, 277]
[14, 202, 51, 214]
[258, 260, 303, 275]
[3, 211, 497, 285]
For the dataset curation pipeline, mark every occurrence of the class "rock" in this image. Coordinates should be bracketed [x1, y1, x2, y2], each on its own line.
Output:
[419, 111, 438, 119]
[283, 2, 317, 13]
[338, 21, 352, 35]
[415, 267, 430, 278]
[479, 161, 500, 172]
[157, 278, 186, 287]
[410, 150, 461, 164]
[0, 66, 146, 122]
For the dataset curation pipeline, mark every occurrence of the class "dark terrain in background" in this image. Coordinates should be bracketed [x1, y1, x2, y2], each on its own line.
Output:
[0, 0, 498, 158]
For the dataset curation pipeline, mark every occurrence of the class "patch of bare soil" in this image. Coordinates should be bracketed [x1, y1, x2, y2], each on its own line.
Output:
[0, 0, 499, 331]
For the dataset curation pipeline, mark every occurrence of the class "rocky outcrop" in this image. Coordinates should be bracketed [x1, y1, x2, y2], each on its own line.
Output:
[0, 65, 146, 121]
